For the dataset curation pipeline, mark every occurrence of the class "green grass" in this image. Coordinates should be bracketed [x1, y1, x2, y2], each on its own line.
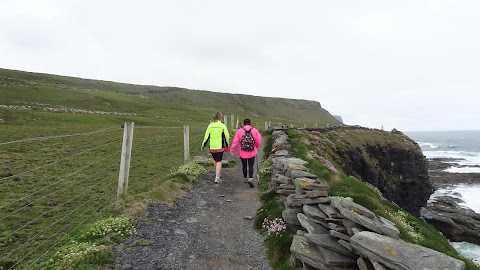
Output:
[289, 129, 480, 270]
[0, 68, 341, 128]
[0, 117, 210, 268]
[0, 67, 341, 269]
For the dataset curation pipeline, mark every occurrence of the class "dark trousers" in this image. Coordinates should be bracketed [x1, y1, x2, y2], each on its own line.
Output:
[241, 157, 255, 178]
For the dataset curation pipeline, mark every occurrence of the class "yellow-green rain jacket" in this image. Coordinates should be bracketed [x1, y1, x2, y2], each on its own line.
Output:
[202, 120, 230, 152]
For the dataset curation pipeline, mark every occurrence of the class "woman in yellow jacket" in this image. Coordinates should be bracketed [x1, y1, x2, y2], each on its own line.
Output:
[202, 112, 230, 183]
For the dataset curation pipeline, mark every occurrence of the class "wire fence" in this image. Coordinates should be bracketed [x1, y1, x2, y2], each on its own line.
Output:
[0, 123, 208, 269]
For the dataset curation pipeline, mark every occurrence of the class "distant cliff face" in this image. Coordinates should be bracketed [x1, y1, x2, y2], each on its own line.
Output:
[333, 115, 343, 123]
[302, 126, 433, 216]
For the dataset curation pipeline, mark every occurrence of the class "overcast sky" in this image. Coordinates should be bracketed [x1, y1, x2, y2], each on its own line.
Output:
[1, 1, 479, 131]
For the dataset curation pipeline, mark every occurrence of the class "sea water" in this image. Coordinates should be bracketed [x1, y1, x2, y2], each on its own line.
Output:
[406, 130, 480, 264]
[406, 130, 480, 212]
[407, 130, 480, 173]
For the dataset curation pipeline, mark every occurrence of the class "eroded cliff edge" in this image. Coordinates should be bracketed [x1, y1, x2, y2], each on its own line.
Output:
[298, 126, 433, 216]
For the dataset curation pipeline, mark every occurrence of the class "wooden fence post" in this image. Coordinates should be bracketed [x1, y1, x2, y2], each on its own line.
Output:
[184, 125, 190, 163]
[224, 115, 227, 126]
[117, 122, 134, 201]
[265, 121, 268, 131]
[231, 114, 234, 129]
[236, 116, 239, 129]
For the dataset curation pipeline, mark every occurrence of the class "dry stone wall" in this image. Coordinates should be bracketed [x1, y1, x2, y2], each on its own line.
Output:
[267, 125, 465, 270]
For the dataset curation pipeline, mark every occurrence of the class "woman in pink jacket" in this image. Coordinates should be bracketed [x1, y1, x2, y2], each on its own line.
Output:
[230, 119, 262, 187]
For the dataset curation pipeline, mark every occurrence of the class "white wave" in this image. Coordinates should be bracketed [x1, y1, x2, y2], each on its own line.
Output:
[444, 166, 480, 173]
[431, 184, 480, 214]
[451, 242, 480, 266]
[418, 142, 440, 149]
[423, 150, 480, 167]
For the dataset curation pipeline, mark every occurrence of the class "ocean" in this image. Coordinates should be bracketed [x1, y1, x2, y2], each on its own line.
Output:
[406, 130, 480, 264]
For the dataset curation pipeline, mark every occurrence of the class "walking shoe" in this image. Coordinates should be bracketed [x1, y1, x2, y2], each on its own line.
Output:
[244, 177, 248, 183]
[247, 178, 254, 188]
[214, 176, 221, 183]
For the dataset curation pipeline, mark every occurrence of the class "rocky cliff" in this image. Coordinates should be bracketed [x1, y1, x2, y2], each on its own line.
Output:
[299, 126, 433, 216]
[266, 125, 466, 270]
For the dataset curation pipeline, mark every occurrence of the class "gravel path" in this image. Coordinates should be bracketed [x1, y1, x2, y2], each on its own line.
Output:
[112, 152, 272, 270]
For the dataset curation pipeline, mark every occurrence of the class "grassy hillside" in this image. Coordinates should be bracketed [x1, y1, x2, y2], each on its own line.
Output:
[0, 68, 340, 131]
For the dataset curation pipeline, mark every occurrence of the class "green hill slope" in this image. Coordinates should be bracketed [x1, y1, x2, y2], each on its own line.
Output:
[0, 68, 340, 127]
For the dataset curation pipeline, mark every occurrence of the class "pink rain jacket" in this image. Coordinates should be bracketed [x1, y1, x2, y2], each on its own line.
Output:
[230, 125, 262, 159]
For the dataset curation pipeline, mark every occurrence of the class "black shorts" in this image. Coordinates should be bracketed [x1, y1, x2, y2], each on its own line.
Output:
[211, 152, 224, 162]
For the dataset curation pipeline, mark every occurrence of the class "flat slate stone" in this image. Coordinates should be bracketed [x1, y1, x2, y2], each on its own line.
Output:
[290, 235, 358, 270]
[304, 189, 329, 198]
[295, 190, 329, 199]
[279, 184, 296, 190]
[276, 189, 296, 196]
[303, 204, 327, 220]
[282, 157, 309, 165]
[371, 261, 388, 270]
[295, 188, 330, 199]
[276, 157, 308, 171]
[318, 203, 342, 218]
[289, 170, 318, 179]
[304, 233, 356, 257]
[318, 245, 357, 267]
[338, 239, 353, 252]
[297, 230, 307, 236]
[273, 158, 287, 170]
[357, 257, 375, 270]
[287, 194, 331, 208]
[290, 235, 328, 270]
[282, 208, 303, 226]
[325, 218, 343, 225]
[352, 227, 363, 235]
[275, 174, 292, 184]
[343, 218, 362, 236]
[273, 149, 289, 156]
[350, 231, 465, 270]
[293, 178, 329, 191]
[285, 163, 307, 173]
[329, 223, 348, 233]
[297, 213, 330, 234]
[331, 197, 400, 239]
[303, 205, 329, 228]
[331, 230, 351, 241]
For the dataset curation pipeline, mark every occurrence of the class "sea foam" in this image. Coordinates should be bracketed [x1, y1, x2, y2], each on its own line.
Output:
[431, 184, 480, 214]
[444, 166, 480, 173]
[451, 242, 480, 266]
[422, 150, 480, 173]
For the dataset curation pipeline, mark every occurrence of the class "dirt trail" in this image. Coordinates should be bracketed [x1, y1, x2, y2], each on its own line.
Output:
[112, 149, 271, 270]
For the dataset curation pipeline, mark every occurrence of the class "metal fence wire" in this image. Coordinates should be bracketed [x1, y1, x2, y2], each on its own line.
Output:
[0, 123, 207, 269]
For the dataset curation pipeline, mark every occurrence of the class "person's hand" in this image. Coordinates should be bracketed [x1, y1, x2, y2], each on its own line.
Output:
[201, 146, 205, 151]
